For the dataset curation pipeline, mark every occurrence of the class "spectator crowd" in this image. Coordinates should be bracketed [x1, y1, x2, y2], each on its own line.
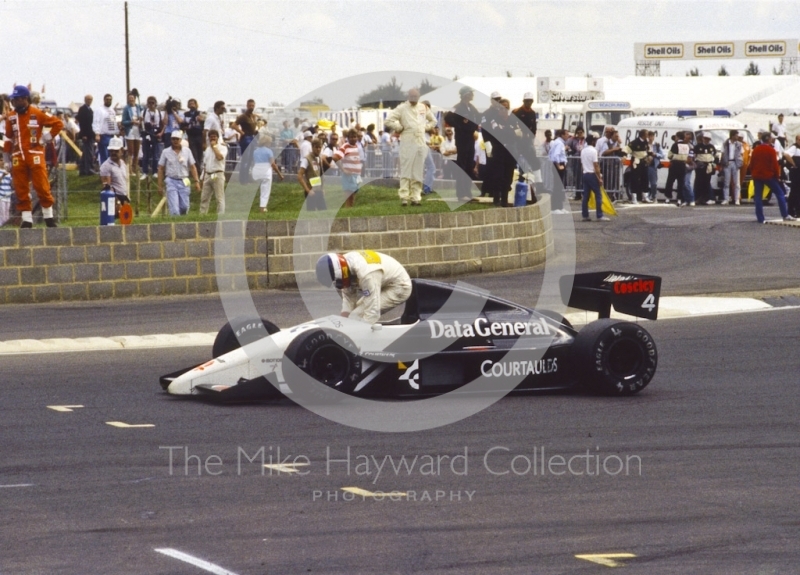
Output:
[2, 86, 797, 225]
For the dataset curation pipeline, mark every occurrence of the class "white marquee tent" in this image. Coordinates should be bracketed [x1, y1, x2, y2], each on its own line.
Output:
[742, 80, 800, 115]
[422, 75, 800, 117]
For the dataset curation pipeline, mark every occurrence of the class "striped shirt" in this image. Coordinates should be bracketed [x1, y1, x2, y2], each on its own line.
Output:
[333, 142, 363, 175]
[0, 170, 12, 198]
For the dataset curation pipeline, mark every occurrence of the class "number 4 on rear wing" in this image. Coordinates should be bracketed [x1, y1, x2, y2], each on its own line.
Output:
[560, 272, 662, 320]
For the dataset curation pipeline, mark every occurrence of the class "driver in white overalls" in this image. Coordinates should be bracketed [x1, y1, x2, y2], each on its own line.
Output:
[315, 250, 412, 324]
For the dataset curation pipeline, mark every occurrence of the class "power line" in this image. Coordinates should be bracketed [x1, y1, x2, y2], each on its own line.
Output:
[134, 4, 530, 72]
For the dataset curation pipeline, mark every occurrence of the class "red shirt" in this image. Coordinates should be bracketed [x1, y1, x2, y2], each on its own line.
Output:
[749, 143, 780, 180]
[332, 142, 363, 175]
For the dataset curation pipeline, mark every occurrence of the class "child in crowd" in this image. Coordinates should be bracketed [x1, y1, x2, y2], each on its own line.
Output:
[298, 138, 331, 211]
[0, 167, 13, 226]
[333, 128, 364, 208]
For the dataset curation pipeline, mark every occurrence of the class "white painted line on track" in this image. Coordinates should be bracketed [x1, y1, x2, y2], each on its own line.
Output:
[0, 296, 798, 355]
[154, 548, 240, 575]
[0, 484, 34, 488]
[0, 332, 216, 355]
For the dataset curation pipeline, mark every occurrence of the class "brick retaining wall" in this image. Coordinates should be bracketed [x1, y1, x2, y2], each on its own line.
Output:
[0, 204, 551, 304]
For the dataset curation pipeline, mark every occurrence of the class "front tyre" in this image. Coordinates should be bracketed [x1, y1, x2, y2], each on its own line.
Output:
[572, 319, 657, 396]
[212, 316, 280, 358]
[282, 329, 362, 403]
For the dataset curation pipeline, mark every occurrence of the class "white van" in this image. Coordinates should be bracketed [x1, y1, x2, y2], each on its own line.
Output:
[562, 101, 635, 135]
[616, 115, 756, 191]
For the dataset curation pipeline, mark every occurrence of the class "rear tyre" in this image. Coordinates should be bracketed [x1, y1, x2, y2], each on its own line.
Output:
[282, 329, 362, 403]
[572, 319, 657, 396]
[212, 316, 280, 358]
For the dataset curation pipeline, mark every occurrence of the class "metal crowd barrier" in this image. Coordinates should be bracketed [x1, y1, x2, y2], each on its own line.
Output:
[562, 155, 625, 200]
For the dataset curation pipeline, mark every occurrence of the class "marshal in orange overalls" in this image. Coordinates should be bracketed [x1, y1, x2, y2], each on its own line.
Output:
[3, 106, 64, 212]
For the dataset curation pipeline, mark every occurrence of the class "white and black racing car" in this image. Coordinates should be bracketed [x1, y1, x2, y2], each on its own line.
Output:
[160, 272, 661, 402]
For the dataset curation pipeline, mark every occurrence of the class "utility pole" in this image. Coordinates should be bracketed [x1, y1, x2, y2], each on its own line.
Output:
[125, 1, 130, 94]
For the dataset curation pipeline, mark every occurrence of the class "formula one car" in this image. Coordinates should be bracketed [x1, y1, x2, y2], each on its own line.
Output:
[160, 272, 661, 402]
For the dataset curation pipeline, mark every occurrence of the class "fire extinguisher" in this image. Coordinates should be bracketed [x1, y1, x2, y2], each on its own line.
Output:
[100, 184, 116, 225]
[514, 174, 529, 207]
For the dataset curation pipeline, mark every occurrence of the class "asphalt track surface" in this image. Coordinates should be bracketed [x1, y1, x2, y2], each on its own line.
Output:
[1, 203, 799, 574]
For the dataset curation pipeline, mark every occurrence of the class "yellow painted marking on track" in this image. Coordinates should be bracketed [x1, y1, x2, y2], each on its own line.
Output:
[263, 463, 310, 474]
[47, 405, 84, 412]
[105, 421, 155, 428]
[341, 487, 407, 498]
[575, 553, 636, 567]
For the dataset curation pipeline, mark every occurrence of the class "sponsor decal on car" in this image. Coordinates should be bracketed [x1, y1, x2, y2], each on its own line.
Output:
[428, 317, 551, 339]
[398, 359, 420, 389]
[481, 358, 558, 378]
[192, 360, 216, 372]
[613, 279, 656, 295]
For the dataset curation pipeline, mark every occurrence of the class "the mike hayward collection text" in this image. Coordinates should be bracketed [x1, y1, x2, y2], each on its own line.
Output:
[159, 445, 642, 481]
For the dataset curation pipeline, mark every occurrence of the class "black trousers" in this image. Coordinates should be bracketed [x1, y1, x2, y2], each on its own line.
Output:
[142, 137, 160, 176]
[694, 167, 713, 203]
[455, 145, 475, 199]
[188, 136, 204, 171]
[788, 166, 800, 217]
[79, 137, 95, 175]
[664, 163, 686, 201]
[303, 189, 327, 211]
[630, 163, 648, 201]
[551, 162, 567, 211]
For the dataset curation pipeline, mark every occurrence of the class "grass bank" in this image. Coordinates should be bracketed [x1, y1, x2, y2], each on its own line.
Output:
[59, 171, 489, 227]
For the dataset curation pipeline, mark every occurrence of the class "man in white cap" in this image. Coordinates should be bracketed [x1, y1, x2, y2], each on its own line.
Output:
[299, 130, 314, 161]
[693, 131, 717, 205]
[157, 130, 201, 215]
[384, 88, 437, 206]
[99, 136, 130, 205]
[315, 250, 412, 324]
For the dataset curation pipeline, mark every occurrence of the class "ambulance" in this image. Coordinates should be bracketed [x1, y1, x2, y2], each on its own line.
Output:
[561, 101, 635, 135]
[616, 114, 756, 193]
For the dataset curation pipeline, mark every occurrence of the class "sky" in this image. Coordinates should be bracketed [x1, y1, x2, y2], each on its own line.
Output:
[2, 0, 799, 110]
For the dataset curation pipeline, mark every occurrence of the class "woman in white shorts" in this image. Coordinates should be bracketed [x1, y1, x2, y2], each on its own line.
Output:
[122, 92, 143, 175]
[250, 129, 284, 212]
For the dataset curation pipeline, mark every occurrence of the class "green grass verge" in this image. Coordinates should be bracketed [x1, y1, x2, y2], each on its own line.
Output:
[60, 171, 489, 227]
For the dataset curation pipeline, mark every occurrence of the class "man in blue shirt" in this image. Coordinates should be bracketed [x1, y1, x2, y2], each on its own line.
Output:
[547, 129, 569, 213]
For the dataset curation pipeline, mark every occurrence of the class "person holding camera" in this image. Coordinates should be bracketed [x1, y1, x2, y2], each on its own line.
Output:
[122, 91, 143, 177]
[183, 98, 205, 169]
[141, 96, 164, 179]
[162, 97, 184, 145]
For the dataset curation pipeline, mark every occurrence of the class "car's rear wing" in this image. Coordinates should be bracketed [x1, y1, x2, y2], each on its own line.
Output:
[560, 272, 662, 320]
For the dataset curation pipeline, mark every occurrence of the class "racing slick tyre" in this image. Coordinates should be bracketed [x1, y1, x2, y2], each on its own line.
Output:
[572, 319, 657, 396]
[282, 329, 362, 404]
[212, 316, 280, 358]
[537, 309, 573, 330]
